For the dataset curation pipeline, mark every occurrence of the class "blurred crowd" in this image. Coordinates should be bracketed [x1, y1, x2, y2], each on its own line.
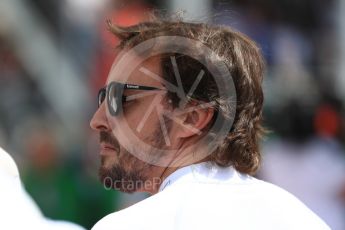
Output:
[0, 0, 344, 229]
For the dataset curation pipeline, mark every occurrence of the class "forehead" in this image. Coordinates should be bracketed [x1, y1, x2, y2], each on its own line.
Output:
[107, 52, 163, 87]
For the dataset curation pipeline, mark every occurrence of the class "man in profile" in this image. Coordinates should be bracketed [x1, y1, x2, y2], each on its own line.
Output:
[90, 19, 330, 229]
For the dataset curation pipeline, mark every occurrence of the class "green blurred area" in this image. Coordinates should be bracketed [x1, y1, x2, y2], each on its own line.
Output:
[23, 156, 119, 229]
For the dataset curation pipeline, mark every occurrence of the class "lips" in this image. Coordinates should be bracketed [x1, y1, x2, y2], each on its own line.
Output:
[100, 143, 119, 153]
[99, 131, 121, 154]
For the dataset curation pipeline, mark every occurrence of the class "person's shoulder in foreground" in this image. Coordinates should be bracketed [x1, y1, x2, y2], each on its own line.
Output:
[0, 147, 85, 230]
[89, 17, 330, 230]
[92, 162, 330, 230]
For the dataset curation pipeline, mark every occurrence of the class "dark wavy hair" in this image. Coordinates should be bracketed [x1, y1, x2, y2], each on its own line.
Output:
[107, 19, 265, 175]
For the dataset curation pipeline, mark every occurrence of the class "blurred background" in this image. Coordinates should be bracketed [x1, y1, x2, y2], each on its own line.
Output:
[0, 0, 344, 229]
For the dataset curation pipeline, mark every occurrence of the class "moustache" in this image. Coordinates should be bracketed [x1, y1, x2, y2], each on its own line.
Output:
[100, 131, 120, 152]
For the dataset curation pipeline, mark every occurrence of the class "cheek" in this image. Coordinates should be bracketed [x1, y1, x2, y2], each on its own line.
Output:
[124, 97, 160, 140]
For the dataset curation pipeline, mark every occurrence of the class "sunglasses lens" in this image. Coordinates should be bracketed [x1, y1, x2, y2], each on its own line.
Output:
[107, 83, 120, 116]
[97, 82, 125, 116]
[98, 89, 106, 107]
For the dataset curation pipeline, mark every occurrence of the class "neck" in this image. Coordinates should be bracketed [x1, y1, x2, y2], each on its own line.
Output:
[152, 158, 209, 194]
[141, 143, 211, 194]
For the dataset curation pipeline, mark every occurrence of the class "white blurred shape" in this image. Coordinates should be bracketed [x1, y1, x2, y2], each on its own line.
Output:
[0, 146, 85, 230]
[0, 147, 19, 178]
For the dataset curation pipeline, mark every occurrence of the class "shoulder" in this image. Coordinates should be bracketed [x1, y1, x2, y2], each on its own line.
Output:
[0, 147, 19, 178]
[92, 170, 330, 230]
[244, 178, 331, 229]
[92, 190, 178, 230]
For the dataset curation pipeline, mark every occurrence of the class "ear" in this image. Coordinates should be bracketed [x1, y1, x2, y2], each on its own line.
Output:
[175, 102, 215, 139]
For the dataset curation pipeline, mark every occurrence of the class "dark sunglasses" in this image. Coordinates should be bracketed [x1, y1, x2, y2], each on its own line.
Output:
[98, 81, 165, 116]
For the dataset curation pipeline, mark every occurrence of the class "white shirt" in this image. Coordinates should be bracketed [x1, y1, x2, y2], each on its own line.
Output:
[0, 147, 85, 230]
[92, 161, 330, 230]
[261, 138, 345, 230]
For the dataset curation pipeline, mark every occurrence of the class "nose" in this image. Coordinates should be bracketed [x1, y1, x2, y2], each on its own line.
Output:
[90, 103, 111, 132]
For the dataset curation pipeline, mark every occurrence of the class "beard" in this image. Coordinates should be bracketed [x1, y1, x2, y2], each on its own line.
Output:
[98, 123, 170, 193]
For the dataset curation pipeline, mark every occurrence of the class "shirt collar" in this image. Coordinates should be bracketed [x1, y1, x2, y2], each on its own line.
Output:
[158, 163, 193, 192]
[158, 161, 245, 192]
